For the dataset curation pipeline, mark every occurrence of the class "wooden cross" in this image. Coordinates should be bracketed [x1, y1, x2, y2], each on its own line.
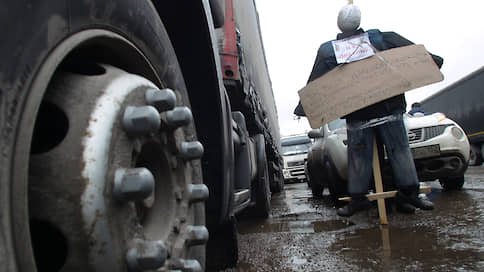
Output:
[339, 136, 432, 224]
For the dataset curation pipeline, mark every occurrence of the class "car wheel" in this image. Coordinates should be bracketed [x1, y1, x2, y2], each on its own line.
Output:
[308, 168, 324, 198]
[1, 2, 207, 271]
[469, 144, 483, 166]
[306, 160, 325, 197]
[439, 176, 465, 191]
[481, 144, 484, 163]
[326, 161, 348, 203]
[311, 181, 324, 198]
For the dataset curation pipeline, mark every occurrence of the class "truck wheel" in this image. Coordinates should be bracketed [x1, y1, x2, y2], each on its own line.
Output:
[270, 174, 281, 193]
[249, 134, 272, 218]
[469, 144, 483, 166]
[326, 161, 348, 203]
[439, 176, 465, 191]
[206, 216, 238, 270]
[1, 1, 207, 271]
[270, 168, 285, 193]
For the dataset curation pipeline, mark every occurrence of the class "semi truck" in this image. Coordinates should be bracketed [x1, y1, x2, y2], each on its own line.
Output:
[0, 1, 284, 271]
[281, 135, 312, 183]
[420, 66, 484, 166]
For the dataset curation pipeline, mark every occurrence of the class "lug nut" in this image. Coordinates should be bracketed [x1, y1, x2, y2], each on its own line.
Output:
[185, 226, 209, 246]
[179, 141, 204, 160]
[188, 184, 209, 203]
[113, 168, 155, 203]
[164, 107, 193, 128]
[126, 239, 167, 271]
[122, 106, 160, 136]
[145, 88, 176, 112]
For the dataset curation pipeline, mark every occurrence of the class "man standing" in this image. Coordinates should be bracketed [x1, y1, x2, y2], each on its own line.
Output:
[295, 3, 443, 216]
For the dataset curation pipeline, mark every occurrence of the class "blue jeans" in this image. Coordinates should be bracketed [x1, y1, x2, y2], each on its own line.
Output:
[346, 114, 418, 196]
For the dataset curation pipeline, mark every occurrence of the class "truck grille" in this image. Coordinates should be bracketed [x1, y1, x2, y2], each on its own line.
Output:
[408, 125, 450, 143]
[288, 160, 305, 167]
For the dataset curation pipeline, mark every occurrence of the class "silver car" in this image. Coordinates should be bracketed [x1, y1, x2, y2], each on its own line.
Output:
[306, 113, 470, 200]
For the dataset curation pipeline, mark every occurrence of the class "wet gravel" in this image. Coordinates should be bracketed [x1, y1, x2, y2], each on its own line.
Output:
[224, 166, 484, 271]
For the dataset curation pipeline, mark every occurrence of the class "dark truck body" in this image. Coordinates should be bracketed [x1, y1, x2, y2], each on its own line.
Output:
[421, 66, 484, 164]
[0, 0, 282, 271]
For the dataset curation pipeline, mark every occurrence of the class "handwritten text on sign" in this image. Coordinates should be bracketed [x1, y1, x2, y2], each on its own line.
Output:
[332, 33, 375, 64]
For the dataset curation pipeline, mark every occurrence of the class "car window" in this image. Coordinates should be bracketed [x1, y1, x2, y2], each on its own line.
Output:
[328, 119, 346, 131]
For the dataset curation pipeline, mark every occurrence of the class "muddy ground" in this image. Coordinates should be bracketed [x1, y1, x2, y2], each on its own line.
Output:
[225, 166, 484, 271]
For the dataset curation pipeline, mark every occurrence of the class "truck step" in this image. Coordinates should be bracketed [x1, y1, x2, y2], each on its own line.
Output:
[233, 189, 251, 214]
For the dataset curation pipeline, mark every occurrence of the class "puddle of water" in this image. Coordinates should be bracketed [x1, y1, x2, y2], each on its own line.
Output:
[238, 219, 354, 234]
[330, 226, 484, 271]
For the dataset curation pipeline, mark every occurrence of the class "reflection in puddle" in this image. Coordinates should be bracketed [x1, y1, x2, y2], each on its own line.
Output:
[238, 219, 354, 234]
[330, 226, 484, 271]
[291, 256, 307, 265]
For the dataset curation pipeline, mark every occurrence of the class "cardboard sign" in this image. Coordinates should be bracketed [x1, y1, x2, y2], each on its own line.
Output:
[332, 33, 375, 64]
[298, 44, 444, 128]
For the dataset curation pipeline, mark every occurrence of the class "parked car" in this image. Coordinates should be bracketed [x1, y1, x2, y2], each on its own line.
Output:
[306, 113, 470, 200]
[281, 135, 312, 183]
[306, 119, 348, 199]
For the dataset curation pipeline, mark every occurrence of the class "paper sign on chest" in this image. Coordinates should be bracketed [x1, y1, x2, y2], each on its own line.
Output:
[332, 33, 375, 64]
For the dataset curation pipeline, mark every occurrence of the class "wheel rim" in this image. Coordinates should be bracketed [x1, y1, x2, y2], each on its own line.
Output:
[28, 64, 208, 271]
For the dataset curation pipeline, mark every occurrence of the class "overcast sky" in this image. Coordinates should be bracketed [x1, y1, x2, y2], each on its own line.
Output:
[254, 0, 484, 137]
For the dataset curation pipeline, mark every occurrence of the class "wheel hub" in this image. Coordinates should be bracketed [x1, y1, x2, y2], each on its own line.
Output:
[28, 64, 208, 271]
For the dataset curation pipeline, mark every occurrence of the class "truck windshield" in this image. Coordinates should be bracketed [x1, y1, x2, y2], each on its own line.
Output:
[281, 136, 312, 156]
[281, 144, 311, 156]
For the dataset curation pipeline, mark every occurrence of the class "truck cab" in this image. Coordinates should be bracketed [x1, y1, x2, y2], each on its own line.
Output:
[281, 135, 312, 183]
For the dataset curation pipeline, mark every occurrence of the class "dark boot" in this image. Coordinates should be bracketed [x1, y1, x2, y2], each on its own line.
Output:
[397, 186, 434, 210]
[395, 198, 416, 214]
[337, 195, 371, 217]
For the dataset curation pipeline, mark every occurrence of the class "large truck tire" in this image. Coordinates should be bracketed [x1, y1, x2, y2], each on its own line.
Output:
[206, 216, 238, 271]
[0, 1, 207, 271]
[247, 134, 272, 218]
[270, 168, 284, 193]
